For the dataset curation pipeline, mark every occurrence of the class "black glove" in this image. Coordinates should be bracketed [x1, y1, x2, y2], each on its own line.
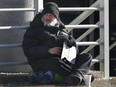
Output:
[57, 31, 77, 47]
[66, 35, 77, 47]
[56, 31, 69, 46]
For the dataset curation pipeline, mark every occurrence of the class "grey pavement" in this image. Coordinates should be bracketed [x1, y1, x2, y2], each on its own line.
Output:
[0, 72, 116, 87]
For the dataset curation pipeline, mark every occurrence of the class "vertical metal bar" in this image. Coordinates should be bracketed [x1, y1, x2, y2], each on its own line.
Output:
[99, 0, 104, 77]
[38, 0, 43, 12]
[104, 0, 109, 78]
[34, 0, 43, 15]
[99, 0, 109, 78]
[34, 0, 38, 15]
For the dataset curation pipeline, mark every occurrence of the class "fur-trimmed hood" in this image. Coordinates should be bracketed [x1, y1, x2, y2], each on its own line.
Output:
[29, 13, 66, 31]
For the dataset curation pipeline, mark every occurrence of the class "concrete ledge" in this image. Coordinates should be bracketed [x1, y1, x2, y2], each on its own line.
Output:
[0, 71, 115, 87]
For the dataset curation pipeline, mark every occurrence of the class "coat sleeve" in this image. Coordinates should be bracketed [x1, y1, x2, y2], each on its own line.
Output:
[22, 28, 51, 60]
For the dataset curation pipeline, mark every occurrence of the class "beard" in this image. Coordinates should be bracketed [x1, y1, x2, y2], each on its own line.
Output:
[42, 18, 59, 27]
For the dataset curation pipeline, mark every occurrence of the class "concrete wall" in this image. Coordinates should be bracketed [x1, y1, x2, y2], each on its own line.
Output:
[0, 0, 34, 72]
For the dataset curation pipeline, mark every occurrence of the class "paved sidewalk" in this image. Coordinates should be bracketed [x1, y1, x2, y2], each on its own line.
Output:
[0, 78, 116, 87]
[0, 72, 116, 87]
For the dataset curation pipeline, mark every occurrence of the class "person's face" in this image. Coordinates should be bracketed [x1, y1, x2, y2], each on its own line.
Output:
[42, 13, 59, 27]
[42, 13, 56, 23]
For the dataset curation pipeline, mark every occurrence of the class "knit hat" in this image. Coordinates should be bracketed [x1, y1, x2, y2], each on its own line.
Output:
[42, 2, 59, 19]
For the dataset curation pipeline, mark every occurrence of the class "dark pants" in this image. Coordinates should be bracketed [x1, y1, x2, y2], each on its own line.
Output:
[74, 53, 92, 75]
[31, 53, 92, 77]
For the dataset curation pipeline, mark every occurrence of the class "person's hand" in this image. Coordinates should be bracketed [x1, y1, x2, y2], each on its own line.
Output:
[65, 35, 77, 47]
[48, 47, 62, 55]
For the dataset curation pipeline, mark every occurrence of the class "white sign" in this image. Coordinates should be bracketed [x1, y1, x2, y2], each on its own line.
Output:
[61, 42, 77, 64]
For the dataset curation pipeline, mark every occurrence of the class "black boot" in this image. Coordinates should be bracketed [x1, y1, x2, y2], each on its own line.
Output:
[63, 70, 83, 86]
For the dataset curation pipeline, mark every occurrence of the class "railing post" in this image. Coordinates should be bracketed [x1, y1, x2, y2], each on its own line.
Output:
[104, 0, 109, 79]
[99, 0, 109, 78]
[34, 0, 43, 15]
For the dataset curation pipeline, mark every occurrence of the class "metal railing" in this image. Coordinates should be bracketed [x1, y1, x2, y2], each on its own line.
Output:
[0, 0, 110, 78]
[0, 8, 35, 12]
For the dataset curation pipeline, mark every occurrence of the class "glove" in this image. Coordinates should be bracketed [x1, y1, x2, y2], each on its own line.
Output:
[66, 36, 77, 47]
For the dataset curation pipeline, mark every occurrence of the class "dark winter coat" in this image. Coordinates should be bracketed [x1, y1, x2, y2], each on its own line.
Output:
[22, 13, 77, 73]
